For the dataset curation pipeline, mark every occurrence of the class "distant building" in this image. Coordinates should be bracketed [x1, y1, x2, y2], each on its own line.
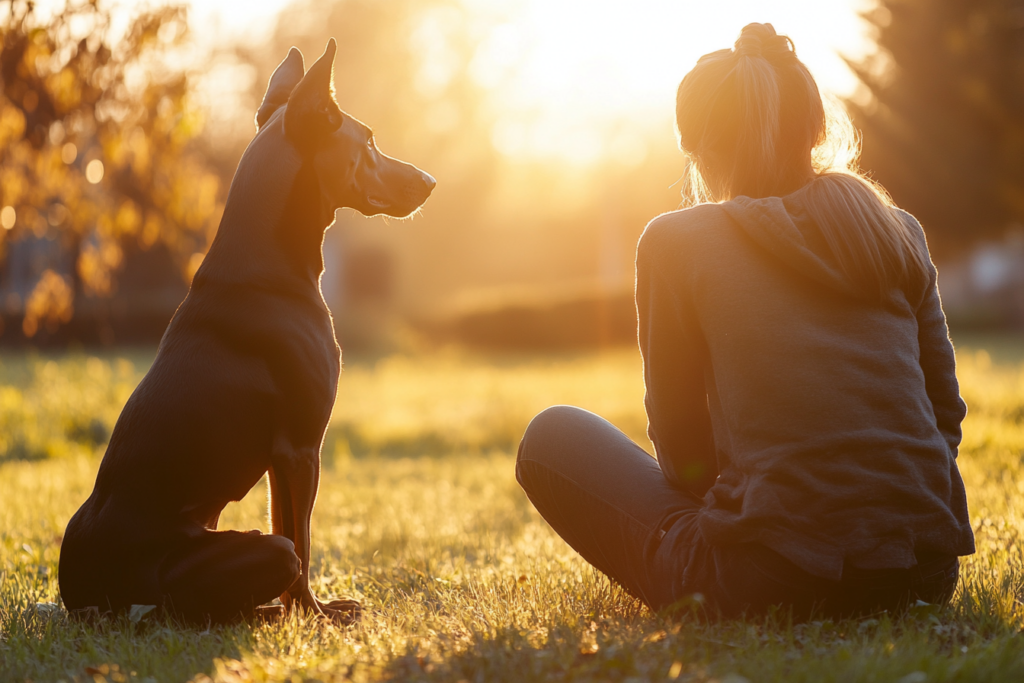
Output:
[0, 232, 187, 345]
[937, 230, 1024, 329]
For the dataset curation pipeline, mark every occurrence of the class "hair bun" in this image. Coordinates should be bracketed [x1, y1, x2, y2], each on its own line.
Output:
[734, 23, 795, 61]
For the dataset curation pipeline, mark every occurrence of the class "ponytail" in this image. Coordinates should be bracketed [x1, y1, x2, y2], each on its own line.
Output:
[675, 23, 929, 299]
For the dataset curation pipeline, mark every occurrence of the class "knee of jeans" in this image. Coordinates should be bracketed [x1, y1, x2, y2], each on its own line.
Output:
[518, 405, 586, 463]
[516, 405, 584, 487]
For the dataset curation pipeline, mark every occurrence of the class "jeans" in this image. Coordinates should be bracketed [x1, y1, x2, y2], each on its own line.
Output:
[515, 406, 959, 619]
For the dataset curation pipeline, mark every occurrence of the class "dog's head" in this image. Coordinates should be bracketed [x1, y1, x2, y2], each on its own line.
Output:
[255, 40, 435, 219]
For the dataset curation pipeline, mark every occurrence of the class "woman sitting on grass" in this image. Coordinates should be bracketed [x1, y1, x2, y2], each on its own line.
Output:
[516, 22, 973, 618]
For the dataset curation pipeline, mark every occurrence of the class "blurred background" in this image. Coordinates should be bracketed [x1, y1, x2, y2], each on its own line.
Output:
[1, 0, 1023, 350]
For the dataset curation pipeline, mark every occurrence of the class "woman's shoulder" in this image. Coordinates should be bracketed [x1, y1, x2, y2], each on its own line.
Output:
[644, 203, 731, 234]
[892, 207, 927, 242]
[638, 203, 733, 260]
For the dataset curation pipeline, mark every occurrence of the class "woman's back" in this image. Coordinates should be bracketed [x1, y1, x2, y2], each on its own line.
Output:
[637, 191, 973, 581]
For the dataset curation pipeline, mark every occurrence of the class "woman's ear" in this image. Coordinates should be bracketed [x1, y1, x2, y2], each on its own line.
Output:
[284, 38, 339, 147]
[255, 47, 305, 131]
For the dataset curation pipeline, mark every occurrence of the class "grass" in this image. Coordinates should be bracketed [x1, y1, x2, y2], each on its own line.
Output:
[1, 337, 1023, 682]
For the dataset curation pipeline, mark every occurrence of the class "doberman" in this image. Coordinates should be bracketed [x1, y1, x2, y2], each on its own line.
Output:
[58, 40, 435, 625]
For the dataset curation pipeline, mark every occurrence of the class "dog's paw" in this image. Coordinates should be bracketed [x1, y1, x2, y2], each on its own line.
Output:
[252, 604, 287, 622]
[68, 605, 111, 624]
[319, 598, 362, 625]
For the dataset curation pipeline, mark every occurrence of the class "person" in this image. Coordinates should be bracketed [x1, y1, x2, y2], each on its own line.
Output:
[515, 23, 973, 619]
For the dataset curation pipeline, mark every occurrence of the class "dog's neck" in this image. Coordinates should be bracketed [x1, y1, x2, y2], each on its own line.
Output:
[275, 159, 332, 278]
[198, 121, 330, 291]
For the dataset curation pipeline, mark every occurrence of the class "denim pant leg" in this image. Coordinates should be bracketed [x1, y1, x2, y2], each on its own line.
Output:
[515, 405, 703, 609]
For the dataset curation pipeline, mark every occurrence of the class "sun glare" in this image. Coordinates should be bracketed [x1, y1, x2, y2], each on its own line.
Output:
[192, 0, 873, 164]
[186, 0, 290, 41]
[467, 0, 873, 163]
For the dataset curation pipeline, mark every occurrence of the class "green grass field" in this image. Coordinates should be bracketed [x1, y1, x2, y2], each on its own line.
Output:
[1, 338, 1023, 682]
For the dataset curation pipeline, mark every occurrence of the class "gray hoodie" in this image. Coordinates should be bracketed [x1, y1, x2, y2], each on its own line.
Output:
[636, 190, 974, 581]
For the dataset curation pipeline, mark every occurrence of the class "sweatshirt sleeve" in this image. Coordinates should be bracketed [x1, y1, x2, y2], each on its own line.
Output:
[636, 220, 717, 496]
[916, 262, 967, 458]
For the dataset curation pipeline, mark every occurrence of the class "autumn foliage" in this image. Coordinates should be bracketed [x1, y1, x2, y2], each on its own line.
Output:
[0, 0, 221, 336]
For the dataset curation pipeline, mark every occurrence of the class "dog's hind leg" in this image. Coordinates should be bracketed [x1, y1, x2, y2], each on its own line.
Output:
[157, 529, 300, 624]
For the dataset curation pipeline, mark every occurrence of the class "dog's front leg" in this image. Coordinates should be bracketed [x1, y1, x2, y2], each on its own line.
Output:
[268, 436, 321, 615]
[269, 433, 360, 624]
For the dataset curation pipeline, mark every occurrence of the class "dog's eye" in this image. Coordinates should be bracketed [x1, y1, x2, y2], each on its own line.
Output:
[321, 106, 342, 129]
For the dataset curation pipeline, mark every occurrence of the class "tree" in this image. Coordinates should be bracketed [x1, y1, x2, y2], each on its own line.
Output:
[0, 0, 221, 337]
[847, 0, 1024, 250]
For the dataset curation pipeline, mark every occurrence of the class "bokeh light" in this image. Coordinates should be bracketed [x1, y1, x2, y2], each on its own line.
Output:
[85, 160, 105, 184]
[61, 143, 77, 165]
[0, 206, 15, 230]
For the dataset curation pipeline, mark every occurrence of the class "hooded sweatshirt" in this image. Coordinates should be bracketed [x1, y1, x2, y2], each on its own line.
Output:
[635, 188, 974, 581]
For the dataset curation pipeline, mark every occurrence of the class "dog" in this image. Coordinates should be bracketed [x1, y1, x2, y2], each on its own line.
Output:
[57, 40, 435, 624]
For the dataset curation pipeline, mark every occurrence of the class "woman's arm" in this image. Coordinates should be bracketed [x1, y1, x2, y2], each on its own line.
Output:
[636, 221, 717, 497]
[898, 210, 967, 457]
[917, 264, 967, 458]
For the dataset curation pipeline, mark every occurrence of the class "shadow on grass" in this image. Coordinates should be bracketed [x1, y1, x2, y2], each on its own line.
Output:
[380, 624, 670, 683]
[374, 605, 1024, 683]
[0, 605, 250, 682]
[322, 423, 522, 462]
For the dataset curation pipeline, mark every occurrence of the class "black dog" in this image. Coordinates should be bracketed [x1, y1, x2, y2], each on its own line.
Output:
[58, 40, 435, 624]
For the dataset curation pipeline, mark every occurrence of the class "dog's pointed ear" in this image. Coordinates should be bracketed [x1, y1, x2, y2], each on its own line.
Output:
[255, 47, 305, 131]
[284, 39, 340, 146]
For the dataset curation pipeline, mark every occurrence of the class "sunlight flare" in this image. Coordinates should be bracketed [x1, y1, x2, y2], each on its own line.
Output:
[194, 0, 873, 163]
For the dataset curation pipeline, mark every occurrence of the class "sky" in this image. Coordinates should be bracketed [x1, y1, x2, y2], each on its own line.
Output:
[189, 0, 873, 95]
[188, 0, 876, 163]
[185, 0, 289, 42]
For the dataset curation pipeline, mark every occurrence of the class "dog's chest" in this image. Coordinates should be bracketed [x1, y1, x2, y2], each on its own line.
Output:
[275, 308, 340, 417]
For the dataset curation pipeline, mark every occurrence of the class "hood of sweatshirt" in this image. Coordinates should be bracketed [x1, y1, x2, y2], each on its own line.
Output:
[720, 190, 866, 299]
